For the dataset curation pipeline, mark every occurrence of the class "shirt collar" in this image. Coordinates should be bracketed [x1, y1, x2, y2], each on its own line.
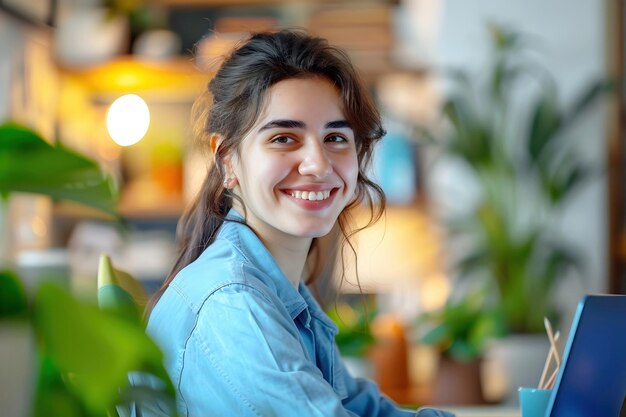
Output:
[298, 282, 339, 334]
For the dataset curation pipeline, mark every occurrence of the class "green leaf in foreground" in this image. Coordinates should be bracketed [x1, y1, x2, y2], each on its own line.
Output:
[0, 269, 28, 318]
[0, 123, 118, 217]
[32, 283, 175, 416]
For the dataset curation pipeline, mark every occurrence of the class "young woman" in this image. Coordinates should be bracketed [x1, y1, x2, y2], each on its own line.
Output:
[147, 29, 454, 417]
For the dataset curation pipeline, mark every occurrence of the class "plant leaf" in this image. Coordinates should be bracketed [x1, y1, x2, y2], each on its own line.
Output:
[33, 283, 174, 415]
[455, 248, 489, 278]
[487, 23, 523, 52]
[0, 269, 28, 318]
[443, 97, 494, 166]
[562, 79, 614, 127]
[0, 123, 118, 217]
[422, 323, 450, 346]
[448, 340, 477, 362]
[527, 94, 562, 163]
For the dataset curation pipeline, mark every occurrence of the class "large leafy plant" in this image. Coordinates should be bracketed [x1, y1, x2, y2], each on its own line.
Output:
[433, 25, 611, 334]
[0, 122, 176, 416]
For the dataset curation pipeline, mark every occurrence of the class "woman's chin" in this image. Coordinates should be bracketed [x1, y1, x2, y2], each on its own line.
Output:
[289, 222, 335, 239]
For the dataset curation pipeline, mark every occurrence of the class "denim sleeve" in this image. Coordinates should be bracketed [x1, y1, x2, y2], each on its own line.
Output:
[338, 357, 413, 416]
[415, 407, 456, 417]
[338, 358, 455, 417]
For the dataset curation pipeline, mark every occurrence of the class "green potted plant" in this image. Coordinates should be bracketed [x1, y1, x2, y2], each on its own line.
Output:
[434, 24, 610, 334]
[427, 23, 612, 401]
[0, 122, 176, 416]
[417, 290, 503, 404]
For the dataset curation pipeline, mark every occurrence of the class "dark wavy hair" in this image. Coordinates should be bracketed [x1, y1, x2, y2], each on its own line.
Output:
[148, 29, 386, 313]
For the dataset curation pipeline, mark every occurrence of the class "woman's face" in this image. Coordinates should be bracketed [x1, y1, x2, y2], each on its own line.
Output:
[227, 76, 358, 244]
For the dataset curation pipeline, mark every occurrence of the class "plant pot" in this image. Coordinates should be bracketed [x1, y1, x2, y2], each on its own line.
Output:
[0, 322, 35, 417]
[482, 333, 550, 405]
[431, 356, 485, 405]
[0, 198, 13, 268]
[369, 314, 410, 403]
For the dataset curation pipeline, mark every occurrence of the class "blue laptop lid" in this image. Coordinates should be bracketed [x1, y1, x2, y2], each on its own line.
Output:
[547, 294, 626, 416]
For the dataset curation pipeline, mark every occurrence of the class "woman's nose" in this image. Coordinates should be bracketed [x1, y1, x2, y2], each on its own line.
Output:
[298, 141, 332, 178]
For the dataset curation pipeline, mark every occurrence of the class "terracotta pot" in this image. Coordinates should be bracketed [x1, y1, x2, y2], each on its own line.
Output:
[432, 356, 485, 405]
[370, 316, 409, 391]
[369, 314, 412, 403]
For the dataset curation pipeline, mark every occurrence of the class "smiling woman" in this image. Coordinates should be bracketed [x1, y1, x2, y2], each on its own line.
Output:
[226, 77, 359, 268]
[144, 30, 455, 417]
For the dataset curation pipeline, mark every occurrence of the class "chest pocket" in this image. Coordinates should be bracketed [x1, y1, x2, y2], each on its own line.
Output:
[297, 311, 348, 400]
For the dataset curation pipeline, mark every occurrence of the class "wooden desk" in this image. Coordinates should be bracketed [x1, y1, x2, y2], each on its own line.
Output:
[441, 406, 519, 417]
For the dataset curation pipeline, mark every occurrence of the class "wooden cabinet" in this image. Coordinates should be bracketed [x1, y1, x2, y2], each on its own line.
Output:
[607, 0, 626, 294]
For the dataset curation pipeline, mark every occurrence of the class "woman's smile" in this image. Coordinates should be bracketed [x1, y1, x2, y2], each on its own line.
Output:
[283, 186, 339, 210]
[290, 190, 331, 201]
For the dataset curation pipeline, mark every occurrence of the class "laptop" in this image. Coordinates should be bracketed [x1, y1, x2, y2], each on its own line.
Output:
[546, 294, 626, 416]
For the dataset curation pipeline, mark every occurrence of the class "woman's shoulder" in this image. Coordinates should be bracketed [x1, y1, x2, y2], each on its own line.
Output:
[169, 241, 258, 303]
[165, 236, 284, 315]
[153, 218, 291, 319]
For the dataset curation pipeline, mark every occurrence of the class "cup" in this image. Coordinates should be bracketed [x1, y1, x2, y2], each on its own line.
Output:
[518, 387, 552, 417]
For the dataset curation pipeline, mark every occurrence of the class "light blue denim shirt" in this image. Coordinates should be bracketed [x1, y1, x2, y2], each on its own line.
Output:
[147, 210, 454, 417]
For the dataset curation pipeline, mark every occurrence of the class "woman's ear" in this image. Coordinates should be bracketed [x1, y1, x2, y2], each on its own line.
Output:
[222, 145, 239, 190]
[222, 155, 238, 189]
[211, 135, 238, 189]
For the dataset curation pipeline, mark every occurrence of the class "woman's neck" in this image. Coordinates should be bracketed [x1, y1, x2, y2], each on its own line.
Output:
[230, 204, 311, 288]
[261, 235, 311, 288]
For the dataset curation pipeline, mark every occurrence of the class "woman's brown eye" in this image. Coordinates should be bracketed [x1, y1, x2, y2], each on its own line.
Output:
[326, 135, 347, 143]
[272, 136, 294, 144]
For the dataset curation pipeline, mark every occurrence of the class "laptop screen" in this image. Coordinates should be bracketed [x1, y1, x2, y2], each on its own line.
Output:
[547, 295, 626, 416]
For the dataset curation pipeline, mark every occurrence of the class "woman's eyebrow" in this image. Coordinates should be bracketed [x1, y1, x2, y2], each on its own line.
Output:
[325, 120, 352, 130]
[258, 119, 352, 131]
[258, 119, 305, 131]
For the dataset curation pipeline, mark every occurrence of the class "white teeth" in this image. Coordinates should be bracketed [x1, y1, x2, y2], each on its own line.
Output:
[290, 190, 331, 201]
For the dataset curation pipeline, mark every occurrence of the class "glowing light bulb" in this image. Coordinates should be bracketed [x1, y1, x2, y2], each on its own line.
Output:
[106, 94, 150, 146]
